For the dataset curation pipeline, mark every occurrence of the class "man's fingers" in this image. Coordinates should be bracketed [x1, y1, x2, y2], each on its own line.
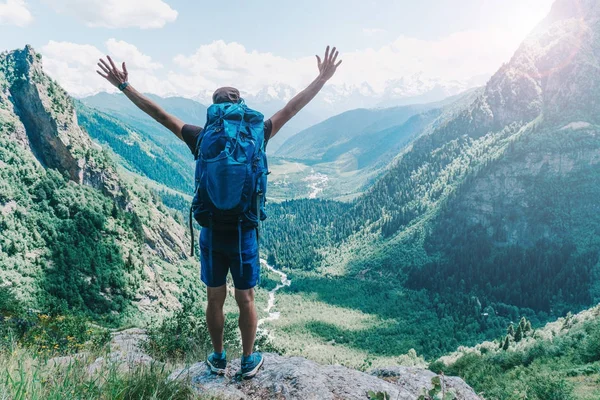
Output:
[96, 70, 109, 79]
[97, 62, 110, 74]
[331, 50, 339, 65]
[329, 47, 337, 63]
[107, 55, 117, 71]
[324, 45, 330, 62]
[122, 62, 128, 75]
[99, 58, 112, 71]
[316, 55, 322, 67]
[335, 60, 343, 68]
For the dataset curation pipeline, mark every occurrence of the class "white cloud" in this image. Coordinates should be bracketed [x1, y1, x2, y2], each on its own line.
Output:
[170, 40, 315, 97]
[0, 0, 33, 27]
[45, 0, 177, 29]
[106, 38, 163, 70]
[170, 27, 526, 96]
[333, 28, 527, 93]
[39, 25, 531, 106]
[41, 41, 106, 96]
[362, 28, 386, 37]
[41, 40, 173, 97]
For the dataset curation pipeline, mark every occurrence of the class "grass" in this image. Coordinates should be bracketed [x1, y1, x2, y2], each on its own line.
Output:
[569, 374, 600, 400]
[0, 346, 206, 400]
[260, 275, 428, 370]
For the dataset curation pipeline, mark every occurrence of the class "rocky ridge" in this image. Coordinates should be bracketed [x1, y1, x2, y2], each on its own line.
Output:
[1, 46, 124, 199]
[0, 46, 197, 315]
[48, 328, 480, 399]
[169, 355, 480, 400]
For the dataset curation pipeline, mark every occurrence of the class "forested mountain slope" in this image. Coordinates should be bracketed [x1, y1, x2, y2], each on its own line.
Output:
[0, 46, 201, 322]
[341, 0, 600, 313]
[263, 0, 600, 353]
[75, 102, 194, 193]
[82, 92, 207, 129]
[81, 92, 203, 171]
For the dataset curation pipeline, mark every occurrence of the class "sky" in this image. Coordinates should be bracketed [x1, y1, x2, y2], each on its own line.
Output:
[0, 0, 556, 99]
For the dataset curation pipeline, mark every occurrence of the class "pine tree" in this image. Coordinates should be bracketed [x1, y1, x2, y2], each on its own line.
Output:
[502, 336, 510, 351]
[111, 202, 119, 219]
[519, 316, 528, 333]
[507, 323, 515, 337]
[514, 325, 523, 343]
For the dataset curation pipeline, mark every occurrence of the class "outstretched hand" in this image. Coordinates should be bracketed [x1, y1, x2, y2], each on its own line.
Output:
[316, 46, 342, 82]
[97, 56, 128, 88]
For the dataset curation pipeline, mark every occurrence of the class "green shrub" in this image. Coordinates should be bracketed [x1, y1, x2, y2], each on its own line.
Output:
[580, 324, 600, 363]
[144, 302, 240, 362]
[0, 307, 110, 356]
[527, 373, 575, 400]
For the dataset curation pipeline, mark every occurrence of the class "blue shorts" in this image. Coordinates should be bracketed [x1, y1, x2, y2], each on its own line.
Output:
[200, 227, 260, 290]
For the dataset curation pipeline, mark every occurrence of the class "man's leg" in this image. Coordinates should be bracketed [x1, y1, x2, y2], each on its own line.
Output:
[235, 288, 257, 357]
[206, 285, 227, 353]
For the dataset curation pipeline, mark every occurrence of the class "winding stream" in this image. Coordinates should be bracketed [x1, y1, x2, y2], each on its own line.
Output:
[257, 259, 291, 329]
[302, 170, 329, 199]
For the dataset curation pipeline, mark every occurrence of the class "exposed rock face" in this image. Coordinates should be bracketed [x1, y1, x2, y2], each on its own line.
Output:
[48, 328, 481, 399]
[444, 0, 600, 247]
[434, 0, 600, 143]
[8, 46, 85, 181]
[0, 46, 195, 315]
[170, 354, 481, 400]
[0, 46, 126, 201]
[453, 123, 600, 247]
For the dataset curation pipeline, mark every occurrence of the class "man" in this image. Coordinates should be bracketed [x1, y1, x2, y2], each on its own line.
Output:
[97, 46, 342, 378]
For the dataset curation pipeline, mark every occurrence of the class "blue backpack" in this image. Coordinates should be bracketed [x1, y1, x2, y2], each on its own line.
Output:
[189, 99, 268, 256]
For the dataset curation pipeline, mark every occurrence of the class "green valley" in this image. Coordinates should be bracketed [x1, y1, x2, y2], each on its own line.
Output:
[1, 0, 600, 398]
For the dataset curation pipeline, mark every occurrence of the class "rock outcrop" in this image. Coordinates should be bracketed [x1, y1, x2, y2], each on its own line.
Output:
[170, 354, 481, 400]
[48, 328, 480, 399]
[1, 46, 125, 199]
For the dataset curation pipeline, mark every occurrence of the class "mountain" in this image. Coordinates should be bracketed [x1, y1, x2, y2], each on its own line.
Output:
[83, 89, 324, 154]
[190, 76, 488, 154]
[82, 92, 207, 128]
[275, 105, 431, 162]
[75, 102, 194, 193]
[0, 46, 201, 320]
[261, 0, 600, 369]
[266, 89, 481, 201]
[81, 92, 205, 164]
[276, 90, 480, 163]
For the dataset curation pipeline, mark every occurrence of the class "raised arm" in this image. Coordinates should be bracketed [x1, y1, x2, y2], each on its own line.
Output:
[269, 46, 342, 139]
[97, 56, 185, 140]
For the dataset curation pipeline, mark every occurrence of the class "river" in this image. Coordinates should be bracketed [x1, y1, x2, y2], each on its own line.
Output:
[257, 259, 291, 330]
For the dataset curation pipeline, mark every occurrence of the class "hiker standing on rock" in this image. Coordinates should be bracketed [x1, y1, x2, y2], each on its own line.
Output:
[97, 46, 342, 378]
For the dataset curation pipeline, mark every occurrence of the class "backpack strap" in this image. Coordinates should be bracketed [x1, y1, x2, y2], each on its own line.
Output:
[193, 128, 208, 160]
[189, 207, 195, 257]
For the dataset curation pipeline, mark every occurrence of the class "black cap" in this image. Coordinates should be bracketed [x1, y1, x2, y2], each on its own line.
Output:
[212, 87, 241, 104]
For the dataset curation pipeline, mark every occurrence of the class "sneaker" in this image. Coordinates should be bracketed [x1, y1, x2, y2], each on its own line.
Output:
[240, 352, 264, 379]
[206, 350, 227, 374]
